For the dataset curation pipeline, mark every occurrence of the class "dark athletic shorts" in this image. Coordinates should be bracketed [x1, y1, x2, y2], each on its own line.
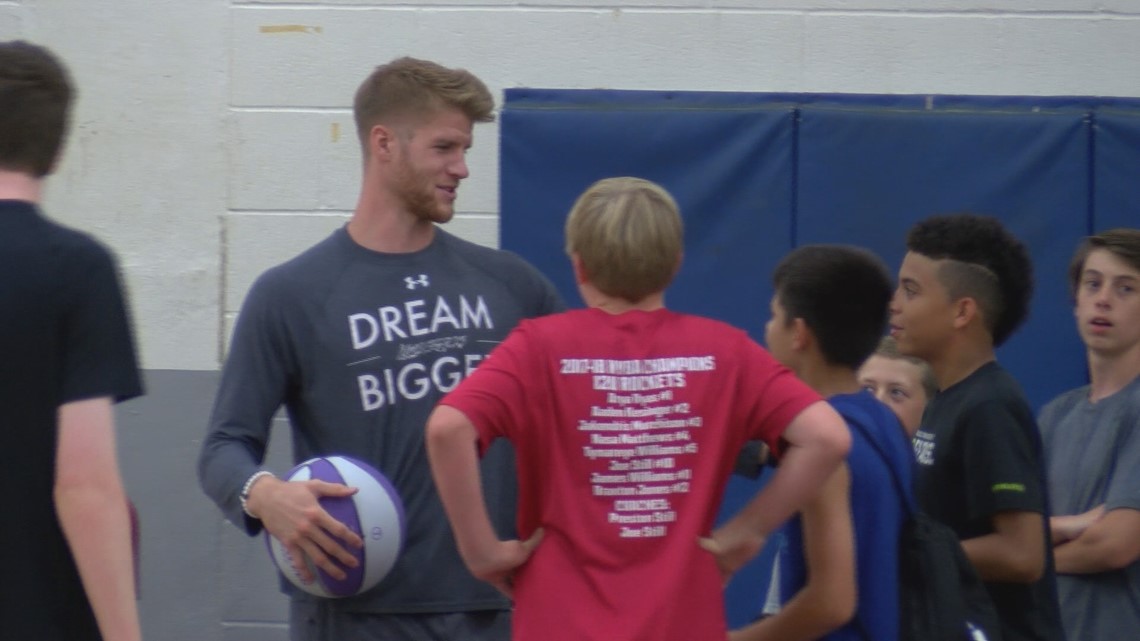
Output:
[289, 601, 510, 641]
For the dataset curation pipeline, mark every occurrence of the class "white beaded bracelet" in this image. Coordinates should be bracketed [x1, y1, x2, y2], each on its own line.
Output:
[240, 470, 275, 518]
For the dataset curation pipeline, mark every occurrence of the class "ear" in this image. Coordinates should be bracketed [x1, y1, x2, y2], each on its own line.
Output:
[369, 123, 398, 162]
[570, 253, 590, 286]
[951, 297, 979, 330]
[790, 317, 813, 352]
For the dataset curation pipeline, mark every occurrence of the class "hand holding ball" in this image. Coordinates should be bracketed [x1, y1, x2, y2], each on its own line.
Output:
[266, 456, 405, 598]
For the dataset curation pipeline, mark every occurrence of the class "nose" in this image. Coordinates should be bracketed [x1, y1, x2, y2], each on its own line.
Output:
[1093, 286, 1112, 308]
[451, 155, 469, 180]
[873, 389, 891, 405]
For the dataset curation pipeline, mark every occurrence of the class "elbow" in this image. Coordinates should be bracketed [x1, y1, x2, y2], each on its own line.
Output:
[822, 420, 853, 464]
[1009, 551, 1045, 583]
[1099, 542, 1140, 571]
[816, 590, 857, 632]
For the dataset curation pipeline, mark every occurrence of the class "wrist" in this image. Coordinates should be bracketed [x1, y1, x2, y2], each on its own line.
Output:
[240, 470, 275, 519]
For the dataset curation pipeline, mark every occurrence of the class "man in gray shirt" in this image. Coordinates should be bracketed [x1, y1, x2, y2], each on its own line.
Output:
[198, 57, 562, 641]
[1039, 228, 1140, 641]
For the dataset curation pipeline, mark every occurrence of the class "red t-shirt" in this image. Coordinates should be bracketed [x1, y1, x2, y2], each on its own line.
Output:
[442, 308, 820, 641]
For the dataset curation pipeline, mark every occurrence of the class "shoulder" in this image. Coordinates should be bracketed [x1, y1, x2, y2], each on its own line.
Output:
[247, 230, 345, 299]
[39, 219, 120, 272]
[1038, 385, 1089, 428]
[437, 229, 553, 283]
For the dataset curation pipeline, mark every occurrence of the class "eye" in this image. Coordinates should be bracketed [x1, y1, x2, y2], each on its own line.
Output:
[1118, 283, 1136, 296]
[1082, 277, 1101, 292]
[888, 386, 910, 401]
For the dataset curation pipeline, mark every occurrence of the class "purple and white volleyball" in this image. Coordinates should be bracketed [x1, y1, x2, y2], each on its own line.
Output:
[266, 455, 406, 598]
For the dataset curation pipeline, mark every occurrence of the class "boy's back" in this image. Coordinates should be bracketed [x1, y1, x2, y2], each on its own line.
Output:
[443, 306, 821, 641]
[915, 361, 1063, 641]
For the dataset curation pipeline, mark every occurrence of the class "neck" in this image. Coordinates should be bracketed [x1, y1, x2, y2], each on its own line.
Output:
[795, 359, 861, 398]
[348, 179, 435, 253]
[0, 170, 42, 202]
[581, 286, 665, 314]
[928, 336, 995, 390]
[1087, 346, 1140, 402]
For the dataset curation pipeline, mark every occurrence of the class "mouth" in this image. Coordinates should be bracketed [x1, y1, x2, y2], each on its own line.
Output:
[437, 185, 457, 200]
[1089, 317, 1113, 330]
[889, 325, 902, 337]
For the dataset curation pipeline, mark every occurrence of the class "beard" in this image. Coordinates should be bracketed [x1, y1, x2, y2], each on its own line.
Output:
[391, 156, 454, 224]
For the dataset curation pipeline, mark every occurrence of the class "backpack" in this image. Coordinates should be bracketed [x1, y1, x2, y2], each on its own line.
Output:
[846, 406, 1003, 641]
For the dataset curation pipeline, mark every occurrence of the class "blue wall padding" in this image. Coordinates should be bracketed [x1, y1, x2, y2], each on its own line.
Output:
[796, 105, 1092, 409]
[501, 95, 796, 338]
[499, 89, 1140, 628]
[1095, 110, 1140, 232]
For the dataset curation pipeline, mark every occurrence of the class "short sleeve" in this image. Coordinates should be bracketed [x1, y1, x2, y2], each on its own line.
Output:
[440, 322, 534, 452]
[1104, 412, 1140, 513]
[734, 338, 822, 458]
[960, 400, 1046, 520]
[59, 243, 142, 404]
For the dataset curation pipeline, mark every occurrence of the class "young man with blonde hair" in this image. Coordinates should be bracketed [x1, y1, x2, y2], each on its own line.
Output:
[858, 336, 937, 438]
[426, 177, 851, 641]
[198, 57, 563, 641]
[1040, 228, 1140, 640]
[0, 41, 143, 641]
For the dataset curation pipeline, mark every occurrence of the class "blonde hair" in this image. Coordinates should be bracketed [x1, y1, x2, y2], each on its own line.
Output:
[353, 56, 493, 156]
[564, 177, 683, 303]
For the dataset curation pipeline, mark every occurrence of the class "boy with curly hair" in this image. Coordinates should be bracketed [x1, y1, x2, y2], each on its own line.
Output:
[891, 213, 1063, 641]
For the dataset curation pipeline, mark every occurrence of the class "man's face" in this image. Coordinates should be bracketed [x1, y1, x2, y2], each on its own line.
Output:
[1074, 248, 1140, 358]
[389, 107, 473, 224]
[890, 251, 957, 362]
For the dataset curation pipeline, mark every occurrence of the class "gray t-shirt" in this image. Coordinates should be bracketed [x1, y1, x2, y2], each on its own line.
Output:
[1039, 374, 1140, 640]
[199, 226, 563, 614]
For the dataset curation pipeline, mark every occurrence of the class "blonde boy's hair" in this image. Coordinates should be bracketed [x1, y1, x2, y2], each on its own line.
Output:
[564, 177, 683, 302]
[874, 336, 938, 399]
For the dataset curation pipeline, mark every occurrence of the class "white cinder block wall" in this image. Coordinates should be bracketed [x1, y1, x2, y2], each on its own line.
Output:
[6, 2, 1139, 640]
[12, 0, 1140, 371]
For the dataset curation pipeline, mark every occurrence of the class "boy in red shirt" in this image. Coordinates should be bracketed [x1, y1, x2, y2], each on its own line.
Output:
[426, 177, 851, 641]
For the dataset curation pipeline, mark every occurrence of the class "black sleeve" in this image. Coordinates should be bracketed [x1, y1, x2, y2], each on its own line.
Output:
[959, 399, 1046, 522]
[59, 242, 143, 404]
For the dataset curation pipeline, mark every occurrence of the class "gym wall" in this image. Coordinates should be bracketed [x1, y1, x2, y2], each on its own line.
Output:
[3, 1, 1137, 639]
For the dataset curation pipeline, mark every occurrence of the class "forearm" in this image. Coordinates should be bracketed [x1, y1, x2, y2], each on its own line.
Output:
[732, 468, 855, 641]
[962, 512, 1046, 583]
[1050, 505, 1104, 544]
[733, 587, 853, 641]
[1054, 509, 1140, 574]
[426, 406, 500, 567]
[728, 437, 847, 537]
[56, 483, 141, 641]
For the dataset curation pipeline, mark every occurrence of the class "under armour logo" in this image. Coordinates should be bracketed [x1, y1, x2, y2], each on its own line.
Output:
[404, 274, 430, 290]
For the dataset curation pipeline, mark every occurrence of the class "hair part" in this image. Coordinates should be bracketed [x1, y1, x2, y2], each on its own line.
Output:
[0, 40, 73, 177]
[1067, 228, 1140, 297]
[873, 336, 939, 399]
[772, 244, 893, 369]
[353, 56, 494, 156]
[564, 177, 684, 303]
[907, 213, 1034, 347]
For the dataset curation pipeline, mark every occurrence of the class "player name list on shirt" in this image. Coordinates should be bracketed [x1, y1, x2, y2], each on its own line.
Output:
[560, 356, 714, 540]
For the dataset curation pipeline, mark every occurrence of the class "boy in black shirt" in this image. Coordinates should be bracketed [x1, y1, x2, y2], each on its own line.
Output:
[891, 214, 1064, 641]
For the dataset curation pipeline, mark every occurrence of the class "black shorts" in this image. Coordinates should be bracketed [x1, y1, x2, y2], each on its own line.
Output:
[289, 601, 511, 641]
